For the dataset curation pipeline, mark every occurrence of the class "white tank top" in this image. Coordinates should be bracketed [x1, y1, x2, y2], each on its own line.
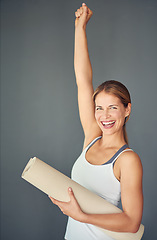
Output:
[65, 136, 133, 240]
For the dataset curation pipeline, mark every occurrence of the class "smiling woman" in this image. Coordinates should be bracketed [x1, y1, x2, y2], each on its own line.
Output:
[49, 3, 143, 240]
[93, 80, 131, 144]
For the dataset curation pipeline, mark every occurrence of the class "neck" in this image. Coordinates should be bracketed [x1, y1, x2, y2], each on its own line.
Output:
[100, 130, 126, 148]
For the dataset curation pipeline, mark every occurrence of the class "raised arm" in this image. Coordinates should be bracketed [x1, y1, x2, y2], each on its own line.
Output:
[74, 4, 101, 148]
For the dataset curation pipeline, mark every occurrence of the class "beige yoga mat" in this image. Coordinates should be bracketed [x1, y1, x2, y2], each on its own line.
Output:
[21, 157, 144, 240]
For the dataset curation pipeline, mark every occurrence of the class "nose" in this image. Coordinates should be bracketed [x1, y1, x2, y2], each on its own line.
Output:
[103, 109, 110, 118]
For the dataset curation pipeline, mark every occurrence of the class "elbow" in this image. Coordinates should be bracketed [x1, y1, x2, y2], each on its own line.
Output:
[130, 226, 140, 234]
[124, 214, 141, 233]
[128, 222, 141, 233]
[124, 211, 142, 233]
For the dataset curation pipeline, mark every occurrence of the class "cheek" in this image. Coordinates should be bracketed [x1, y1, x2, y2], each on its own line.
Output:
[95, 112, 99, 121]
[95, 111, 102, 120]
[113, 110, 125, 120]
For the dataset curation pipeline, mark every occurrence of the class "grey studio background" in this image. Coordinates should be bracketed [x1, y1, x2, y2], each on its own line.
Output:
[1, 0, 157, 239]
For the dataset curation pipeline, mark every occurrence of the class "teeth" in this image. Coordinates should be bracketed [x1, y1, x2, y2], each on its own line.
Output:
[102, 121, 115, 126]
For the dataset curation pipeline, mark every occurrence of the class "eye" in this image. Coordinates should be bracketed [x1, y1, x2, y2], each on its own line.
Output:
[109, 106, 118, 110]
[95, 106, 102, 111]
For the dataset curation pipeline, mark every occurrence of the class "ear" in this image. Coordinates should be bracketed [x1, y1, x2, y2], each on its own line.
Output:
[125, 103, 131, 117]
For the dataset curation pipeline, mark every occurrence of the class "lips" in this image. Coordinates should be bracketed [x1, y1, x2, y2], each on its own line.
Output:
[101, 121, 116, 129]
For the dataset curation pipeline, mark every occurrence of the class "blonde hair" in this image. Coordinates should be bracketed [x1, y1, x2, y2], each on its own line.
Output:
[93, 80, 131, 145]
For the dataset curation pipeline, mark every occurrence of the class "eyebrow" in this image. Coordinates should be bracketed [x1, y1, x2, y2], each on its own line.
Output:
[95, 105, 102, 108]
[95, 104, 119, 107]
[109, 104, 119, 107]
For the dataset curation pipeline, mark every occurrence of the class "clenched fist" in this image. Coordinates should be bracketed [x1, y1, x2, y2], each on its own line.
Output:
[75, 3, 93, 29]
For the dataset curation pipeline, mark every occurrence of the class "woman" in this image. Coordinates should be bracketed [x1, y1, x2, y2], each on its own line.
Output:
[49, 3, 143, 240]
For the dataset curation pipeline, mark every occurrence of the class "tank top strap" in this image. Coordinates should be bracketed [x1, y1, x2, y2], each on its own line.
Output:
[86, 136, 102, 151]
[112, 147, 134, 165]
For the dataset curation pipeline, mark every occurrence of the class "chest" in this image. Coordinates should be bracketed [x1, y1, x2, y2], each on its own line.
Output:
[71, 151, 121, 205]
[85, 144, 121, 181]
[85, 144, 118, 165]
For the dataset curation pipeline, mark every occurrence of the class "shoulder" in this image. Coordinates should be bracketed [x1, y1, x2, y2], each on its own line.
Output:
[119, 150, 142, 165]
[119, 150, 143, 178]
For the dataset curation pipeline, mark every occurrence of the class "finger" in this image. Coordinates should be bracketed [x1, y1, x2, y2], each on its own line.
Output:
[82, 3, 93, 17]
[88, 8, 93, 17]
[59, 206, 63, 212]
[53, 202, 64, 214]
[49, 196, 61, 206]
[49, 195, 55, 203]
[77, 9, 82, 18]
[75, 8, 81, 18]
[79, 7, 83, 15]
[68, 187, 76, 201]
[75, 11, 78, 18]
[77, 4, 87, 16]
[77, 12, 81, 18]
[82, 4, 88, 14]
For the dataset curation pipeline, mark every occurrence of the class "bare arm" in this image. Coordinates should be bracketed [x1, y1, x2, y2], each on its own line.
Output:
[50, 151, 143, 233]
[82, 151, 143, 233]
[49, 4, 143, 233]
[74, 4, 101, 147]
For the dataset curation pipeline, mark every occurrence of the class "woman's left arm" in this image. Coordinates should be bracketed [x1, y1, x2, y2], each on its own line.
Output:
[82, 151, 143, 233]
[49, 151, 143, 233]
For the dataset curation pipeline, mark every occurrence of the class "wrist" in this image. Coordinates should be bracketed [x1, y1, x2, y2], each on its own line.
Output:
[79, 212, 90, 223]
[75, 24, 86, 32]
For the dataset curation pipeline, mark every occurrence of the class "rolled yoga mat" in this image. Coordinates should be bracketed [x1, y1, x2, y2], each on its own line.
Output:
[21, 157, 144, 240]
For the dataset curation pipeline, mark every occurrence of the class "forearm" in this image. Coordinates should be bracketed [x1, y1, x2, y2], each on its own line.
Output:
[82, 212, 140, 233]
[74, 26, 92, 86]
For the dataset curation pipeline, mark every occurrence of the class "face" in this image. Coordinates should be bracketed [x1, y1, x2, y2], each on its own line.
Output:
[95, 91, 131, 136]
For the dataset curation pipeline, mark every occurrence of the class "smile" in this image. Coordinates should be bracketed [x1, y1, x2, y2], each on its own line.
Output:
[101, 121, 116, 129]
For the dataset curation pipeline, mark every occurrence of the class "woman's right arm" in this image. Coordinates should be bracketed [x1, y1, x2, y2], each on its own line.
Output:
[74, 4, 101, 148]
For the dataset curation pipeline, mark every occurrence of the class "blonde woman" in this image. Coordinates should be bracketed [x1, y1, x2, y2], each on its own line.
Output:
[49, 3, 143, 240]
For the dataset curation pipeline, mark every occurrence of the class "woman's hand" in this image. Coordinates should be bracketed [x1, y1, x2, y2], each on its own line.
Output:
[49, 188, 86, 222]
[75, 3, 93, 29]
